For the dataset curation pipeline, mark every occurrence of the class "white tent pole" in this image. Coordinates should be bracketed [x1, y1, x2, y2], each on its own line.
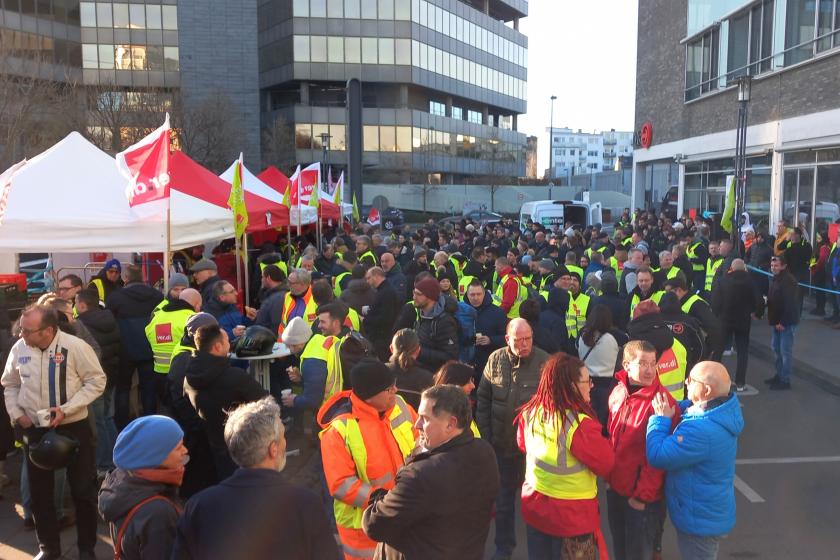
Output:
[243, 234, 250, 306]
[164, 198, 171, 291]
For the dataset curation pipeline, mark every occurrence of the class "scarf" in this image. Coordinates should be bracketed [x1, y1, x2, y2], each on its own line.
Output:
[133, 466, 185, 487]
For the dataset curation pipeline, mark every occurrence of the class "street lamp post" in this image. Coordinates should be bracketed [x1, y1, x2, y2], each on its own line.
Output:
[488, 138, 500, 212]
[549, 95, 557, 189]
[319, 132, 331, 250]
[733, 76, 751, 254]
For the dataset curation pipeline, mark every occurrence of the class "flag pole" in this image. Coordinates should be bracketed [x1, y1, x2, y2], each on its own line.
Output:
[164, 196, 171, 291]
[296, 172, 301, 239]
[243, 233, 250, 306]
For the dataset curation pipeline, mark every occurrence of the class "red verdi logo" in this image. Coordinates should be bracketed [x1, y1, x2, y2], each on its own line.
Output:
[155, 323, 173, 343]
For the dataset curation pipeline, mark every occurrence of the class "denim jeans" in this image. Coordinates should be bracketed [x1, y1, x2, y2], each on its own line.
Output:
[526, 524, 596, 560]
[90, 390, 116, 470]
[494, 451, 525, 556]
[771, 324, 796, 383]
[21, 463, 65, 519]
[606, 490, 665, 560]
[676, 529, 722, 560]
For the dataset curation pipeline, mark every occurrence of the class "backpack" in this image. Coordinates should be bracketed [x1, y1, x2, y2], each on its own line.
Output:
[337, 331, 375, 390]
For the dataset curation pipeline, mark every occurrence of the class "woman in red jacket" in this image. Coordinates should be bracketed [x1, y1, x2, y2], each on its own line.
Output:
[607, 340, 681, 560]
[516, 353, 615, 560]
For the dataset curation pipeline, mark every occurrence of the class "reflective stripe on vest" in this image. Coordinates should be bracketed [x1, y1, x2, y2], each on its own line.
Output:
[326, 397, 415, 532]
[360, 250, 378, 267]
[493, 273, 527, 319]
[705, 258, 724, 291]
[448, 256, 464, 281]
[523, 408, 597, 500]
[681, 294, 706, 314]
[145, 309, 195, 374]
[470, 420, 481, 438]
[657, 339, 688, 400]
[277, 288, 318, 338]
[324, 336, 346, 404]
[300, 334, 333, 384]
[90, 278, 106, 303]
[629, 290, 664, 319]
[566, 293, 590, 338]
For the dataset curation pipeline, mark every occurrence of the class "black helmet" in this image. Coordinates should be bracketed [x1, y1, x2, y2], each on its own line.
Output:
[26, 430, 79, 470]
[234, 325, 276, 357]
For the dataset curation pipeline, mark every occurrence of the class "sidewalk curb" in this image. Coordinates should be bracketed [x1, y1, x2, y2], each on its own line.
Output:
[749, 339, 840, 396]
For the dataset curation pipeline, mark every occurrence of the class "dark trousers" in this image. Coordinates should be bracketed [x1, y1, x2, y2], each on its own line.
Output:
[607, 489, 665, 560]
[812, 270, 826, 313]
[115, 358, 156, 430]
[25, 420, 98, 555]
[712, 323, 751, 386]
[591, 377, 617, 436]
[494, 451, 525, 555]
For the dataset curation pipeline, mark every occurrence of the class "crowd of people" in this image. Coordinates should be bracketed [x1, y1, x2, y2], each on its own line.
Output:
[0, 205, 832, 560]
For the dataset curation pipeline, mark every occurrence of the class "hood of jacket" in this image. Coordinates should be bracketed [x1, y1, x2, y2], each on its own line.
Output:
[422, 294, 457, 319]
[546, 288, 570, 314]
[627, 312, 674, 353]
[184, 351, 230, 389]
[98, 468, 176, 523]
[162, 298, 196, 314]
[684, 392, 744, 438]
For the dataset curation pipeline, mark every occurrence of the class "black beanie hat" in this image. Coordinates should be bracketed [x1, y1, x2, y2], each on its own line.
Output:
[351, 358, 396, 400]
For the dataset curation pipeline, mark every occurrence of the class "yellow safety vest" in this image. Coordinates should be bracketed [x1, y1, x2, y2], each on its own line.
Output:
[298, 334, 335, 404]
[448, 256, 465, 281]
[705, 257, 724, 291]
[566, 292, 590, 338]
[333, 271, 351, 298]
[458, 275, 476, 300]
[493, 273, 528, 319]
[360, 250, 378, 267]
[324, 397, 416, 532]
[566, 265, 584, 283]
[346, 308, 361, 331]
[687, 241, 705, 271]
[278, 289, 319, 336]
[324, 336, 346, 404]
[681, 294, 706, 314]
[145, 308, 195, 374]
[259, 260, 288, 278]
[656, 339, 688, 400]
[89, 278, 106, 303]
[522, 407, 597, 500]
[652, 266, 680, 281]
[629, 290, 665, 319]
[470, 420, 481, 438]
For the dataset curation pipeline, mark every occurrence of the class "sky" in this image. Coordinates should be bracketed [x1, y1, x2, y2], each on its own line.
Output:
[517, 1, 639, 175]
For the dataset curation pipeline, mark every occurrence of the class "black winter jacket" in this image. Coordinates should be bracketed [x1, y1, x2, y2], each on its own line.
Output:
[415, 295, 460, 371]
[767, 270, 800, 327]
[539, 288, 573, 355]
[363, 430, 500, 560]
[98, 469, 180, 560]
[363, 280, 401, 360]
[106, 283, 164, 361]
[472, 291, 508, 379]
[77, 307, 121, 377]
[184, 352, 267, 481]
[712, 269, 765, 329]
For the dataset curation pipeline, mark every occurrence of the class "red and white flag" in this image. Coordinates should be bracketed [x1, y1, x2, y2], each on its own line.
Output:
[367, 206, 380, 226]
[290, 162, 320, 206]
[116, 114, 171, 207]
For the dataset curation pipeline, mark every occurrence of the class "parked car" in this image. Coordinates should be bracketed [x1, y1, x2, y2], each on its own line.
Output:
[438, 210, 503, 228]
[361, 205, 404, 230]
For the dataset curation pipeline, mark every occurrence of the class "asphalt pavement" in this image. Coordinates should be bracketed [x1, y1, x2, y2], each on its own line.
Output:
[1, 340, 838, 559]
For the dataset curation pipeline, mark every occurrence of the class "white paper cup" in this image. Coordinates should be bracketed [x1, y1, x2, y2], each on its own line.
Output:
[281, 389, 292, 398]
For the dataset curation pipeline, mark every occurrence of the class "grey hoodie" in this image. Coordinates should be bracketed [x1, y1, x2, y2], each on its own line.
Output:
[98, 469, 180, 560]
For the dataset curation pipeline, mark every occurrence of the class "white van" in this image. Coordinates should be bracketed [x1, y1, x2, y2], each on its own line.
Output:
[519, 200, 603, 232]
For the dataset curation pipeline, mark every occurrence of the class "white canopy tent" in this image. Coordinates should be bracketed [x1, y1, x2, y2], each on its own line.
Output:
[219, 160, 319, 225]
[0, 132, 235, 253]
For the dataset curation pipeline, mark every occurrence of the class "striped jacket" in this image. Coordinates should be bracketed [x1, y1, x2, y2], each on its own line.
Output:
[1, 330, 105, 426]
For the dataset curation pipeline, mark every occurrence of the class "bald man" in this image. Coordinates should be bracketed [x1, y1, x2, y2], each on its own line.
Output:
[179, 288, 203, 312]
[646, 362, 744, 559]
[477, 318, 549, 559]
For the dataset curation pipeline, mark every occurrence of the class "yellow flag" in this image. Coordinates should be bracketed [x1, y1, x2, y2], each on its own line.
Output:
[352, 192, 360, 223]
[281, 181, 291, 209]
[228, 155, 248, 239]
[721, 175, 736, 234]
[309, 182, 319, 208]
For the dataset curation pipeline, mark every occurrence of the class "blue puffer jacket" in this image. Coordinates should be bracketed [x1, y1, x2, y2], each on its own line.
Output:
[646, 392, 744, 537]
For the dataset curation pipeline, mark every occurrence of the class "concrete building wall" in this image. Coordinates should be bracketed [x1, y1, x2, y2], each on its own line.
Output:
[635, 0, 840, 147]
[178, 0, 261, 165]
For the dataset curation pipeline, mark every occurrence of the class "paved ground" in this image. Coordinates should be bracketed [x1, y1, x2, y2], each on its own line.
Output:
[1, 315, 838, 559]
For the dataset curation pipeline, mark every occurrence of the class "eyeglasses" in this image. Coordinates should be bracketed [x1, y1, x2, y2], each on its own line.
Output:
[577, 378, 594, 386]
[686, 376, 708, 386]
[18, 325, 45, 336]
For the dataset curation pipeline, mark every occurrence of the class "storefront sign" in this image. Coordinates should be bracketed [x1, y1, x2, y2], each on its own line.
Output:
[633, 122, 654, 149]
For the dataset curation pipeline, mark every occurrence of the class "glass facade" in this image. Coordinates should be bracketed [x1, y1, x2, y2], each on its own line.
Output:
[685, 0, 840, 101]
[782, 148, 840, 241]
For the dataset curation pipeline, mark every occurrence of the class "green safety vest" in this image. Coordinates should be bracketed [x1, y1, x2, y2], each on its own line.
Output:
[681, 293, 706, 314]
[145, 308, 195, 374]
[657, 339, 688, 400]
[359, 250, 378, 267]
[566, 265, 584, 283]
[686, 241, 706, 272]
[458, 275, 477, 300]
[705, 257, 724, 291]
[652, 266, 680, 281]
[333, 271, 351, 297]
[629, 290, 665, 319]
[493, 273, 528, 319]
[566, 292, 590, 338]
[522, 407, 596, 500]
[260, 260, 288, 278]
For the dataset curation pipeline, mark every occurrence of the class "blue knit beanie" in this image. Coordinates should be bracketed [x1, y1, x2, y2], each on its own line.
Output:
[113, 416, 183, 470]
[104, 258, 121, 272]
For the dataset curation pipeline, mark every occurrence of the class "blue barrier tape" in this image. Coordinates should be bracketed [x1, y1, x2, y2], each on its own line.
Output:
[746, 264, 840, 295]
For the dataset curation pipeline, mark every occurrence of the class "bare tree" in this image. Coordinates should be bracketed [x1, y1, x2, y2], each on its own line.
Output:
[261, 113, 296, 172]
[171, 92, 243, 173]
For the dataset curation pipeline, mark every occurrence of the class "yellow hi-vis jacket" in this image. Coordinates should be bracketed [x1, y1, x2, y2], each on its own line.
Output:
[566, 292, 590, 338]
[656, 338, 689, 400]
[145, 307, 195, 374]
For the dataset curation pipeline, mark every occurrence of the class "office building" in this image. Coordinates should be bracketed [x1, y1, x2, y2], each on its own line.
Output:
[547, 127, 634, 179]
[634, 0, 840, 239]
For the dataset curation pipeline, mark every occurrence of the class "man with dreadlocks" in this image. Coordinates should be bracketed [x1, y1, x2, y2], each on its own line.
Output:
[516, 353, 615, 560]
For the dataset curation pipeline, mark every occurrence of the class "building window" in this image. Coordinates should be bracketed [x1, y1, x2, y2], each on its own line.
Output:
[685, 27, 719, 101]
[786, 0, 840, 64]
[467, 110, 482, 124]
[429, 100, 445, 116]
[296, 123, 313, 149]
[452, 107, 463, 120]
[363, 125, 379, 151]
[727, 0, 774, 82]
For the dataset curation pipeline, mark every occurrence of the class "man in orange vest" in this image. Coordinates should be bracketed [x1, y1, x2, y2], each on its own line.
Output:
[276, 269, 318, 338]
[318, 359, 417, 560]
